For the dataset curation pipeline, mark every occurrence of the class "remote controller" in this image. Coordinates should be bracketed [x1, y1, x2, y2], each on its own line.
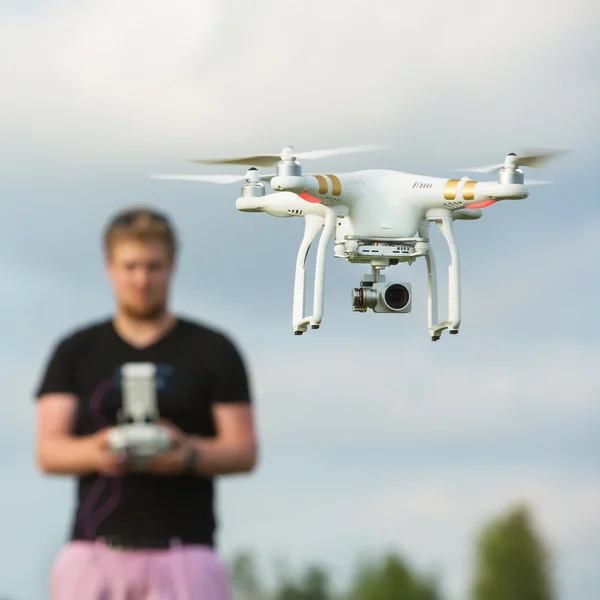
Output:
[107, 362, 173, 468]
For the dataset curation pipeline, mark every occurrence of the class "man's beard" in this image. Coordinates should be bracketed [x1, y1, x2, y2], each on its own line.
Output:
[120, 300, 167, 321]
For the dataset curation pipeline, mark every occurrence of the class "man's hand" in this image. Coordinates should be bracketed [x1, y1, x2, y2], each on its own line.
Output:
[144, 420, 194, 476]
[88, 428, 129, 477]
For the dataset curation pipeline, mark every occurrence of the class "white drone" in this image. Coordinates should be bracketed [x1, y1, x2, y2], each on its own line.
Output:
[153, 144, 567, 340]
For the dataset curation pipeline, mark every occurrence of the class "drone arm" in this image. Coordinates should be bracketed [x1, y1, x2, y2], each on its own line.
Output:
[293, 215, 325, 333]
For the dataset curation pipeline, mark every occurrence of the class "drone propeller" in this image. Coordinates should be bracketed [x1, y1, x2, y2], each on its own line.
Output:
[189, 144, 388, 168]
[521, 179, 552, 185]
[456, 148, 570, 173]
[151, 168, 275, 185]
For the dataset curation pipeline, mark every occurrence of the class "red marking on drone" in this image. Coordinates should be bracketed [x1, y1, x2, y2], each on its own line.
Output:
[297, 193, 322, 203]
[468, 200, 497, 209]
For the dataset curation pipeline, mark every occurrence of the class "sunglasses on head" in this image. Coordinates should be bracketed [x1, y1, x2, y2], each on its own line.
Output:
[111, 209, 170, 227]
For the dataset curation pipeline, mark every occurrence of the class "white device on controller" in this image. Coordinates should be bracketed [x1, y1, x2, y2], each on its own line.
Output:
[108, 362, 172, 465]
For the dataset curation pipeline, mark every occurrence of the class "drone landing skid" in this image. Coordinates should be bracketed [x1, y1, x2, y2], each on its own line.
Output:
[293, 211, 336, 334]
[422, 212, 461, 340]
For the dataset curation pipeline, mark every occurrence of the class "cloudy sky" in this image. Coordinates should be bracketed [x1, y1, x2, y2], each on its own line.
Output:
[1, 0, 599, 599]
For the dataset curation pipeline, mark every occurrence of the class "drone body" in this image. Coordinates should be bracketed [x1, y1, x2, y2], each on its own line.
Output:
[153, 145, 565, 340]
[259, 168, 524, 235]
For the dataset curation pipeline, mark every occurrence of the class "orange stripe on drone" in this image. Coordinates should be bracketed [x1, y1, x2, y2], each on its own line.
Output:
[297, 193, 322, 203]
[468, 200, 497, 209]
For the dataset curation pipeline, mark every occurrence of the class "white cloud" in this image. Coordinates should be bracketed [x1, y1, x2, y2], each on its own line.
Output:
[250, 333, 597, 450]
[0, 0, 597, 170]
[457, 215, 600, 326]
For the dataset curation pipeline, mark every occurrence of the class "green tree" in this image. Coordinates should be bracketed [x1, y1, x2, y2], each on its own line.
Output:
[272, 563, 333, 600]
[228, 549, 266, 600]
[470, 503, 556, 600]
[344, 551, 442, 600]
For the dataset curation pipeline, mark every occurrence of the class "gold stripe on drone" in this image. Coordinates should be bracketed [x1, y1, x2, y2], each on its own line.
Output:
[312, 174, 343, 196]
[444, 178, 478, 201]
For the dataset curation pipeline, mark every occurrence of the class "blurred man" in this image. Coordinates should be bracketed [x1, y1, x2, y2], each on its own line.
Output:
[34, 207, 258, 599]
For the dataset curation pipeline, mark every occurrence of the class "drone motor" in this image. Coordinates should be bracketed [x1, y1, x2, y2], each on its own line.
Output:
[498, 166, 524, 185]
[241, 167, 266, 198]
[497, 154, 525, 185]
[276, 146, 303, 177]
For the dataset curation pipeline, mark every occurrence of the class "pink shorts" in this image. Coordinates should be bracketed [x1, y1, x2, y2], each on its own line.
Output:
[49, 540, 230, 600]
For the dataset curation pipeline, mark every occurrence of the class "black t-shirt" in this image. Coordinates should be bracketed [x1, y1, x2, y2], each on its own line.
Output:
[34, 316, 252, 548]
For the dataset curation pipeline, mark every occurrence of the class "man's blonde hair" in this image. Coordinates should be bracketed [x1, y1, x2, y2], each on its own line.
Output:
[103, 206, 178, 262]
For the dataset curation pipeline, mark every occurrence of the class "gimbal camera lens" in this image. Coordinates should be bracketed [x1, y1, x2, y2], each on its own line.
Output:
[352, 288, 366, 309]
[383, 283, 410, 310]
[352, 287, 377, 310]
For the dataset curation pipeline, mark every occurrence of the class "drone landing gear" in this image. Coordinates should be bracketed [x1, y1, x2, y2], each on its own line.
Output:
[291, 207, 463, 340]
[422, 211, 461, 341]
[292, 209, 339, 335]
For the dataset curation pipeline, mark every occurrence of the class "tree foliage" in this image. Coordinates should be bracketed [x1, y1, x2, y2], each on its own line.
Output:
[229, 549, 266, 600]
[470, 503, 556, 600]
[272, 564, 332, 600]
[344, 552, 441, 600]
[228, 548, 440, 600]
[227, 502, 557, 600]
